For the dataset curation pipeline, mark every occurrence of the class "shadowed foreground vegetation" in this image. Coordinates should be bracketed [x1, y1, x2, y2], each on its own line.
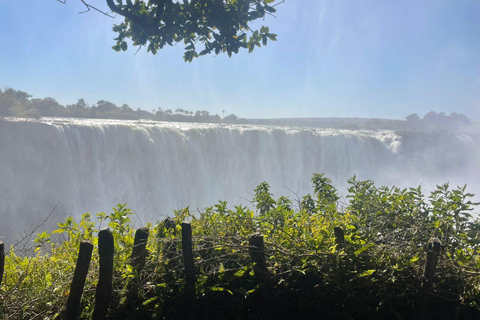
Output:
[0, 174, 479, 320]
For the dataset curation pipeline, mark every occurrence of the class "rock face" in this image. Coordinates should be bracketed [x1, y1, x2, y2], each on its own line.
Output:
[0, 118, 478, 240]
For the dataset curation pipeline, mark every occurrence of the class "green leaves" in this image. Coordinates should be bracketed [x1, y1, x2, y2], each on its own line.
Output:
[359, 269, 376, 277]
[253, 182, 275, 215]
[107, 0, 282, 60]
[34, 231, 51, 253]
[311, 173, 340, 210]
[3, 174, 480, 319]
[183, 49, 197, 62]
[354, 243, 374, 257]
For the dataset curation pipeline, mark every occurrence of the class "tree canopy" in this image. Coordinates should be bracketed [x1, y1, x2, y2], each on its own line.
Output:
[72, 0, 282, 61]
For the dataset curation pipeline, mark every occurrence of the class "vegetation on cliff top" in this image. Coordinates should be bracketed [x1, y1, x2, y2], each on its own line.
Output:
[0, 87, 242, 123]
[1, 87, 473, 132]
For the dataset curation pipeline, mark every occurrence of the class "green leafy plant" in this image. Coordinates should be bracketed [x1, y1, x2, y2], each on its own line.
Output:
[1, 175, 479, 320]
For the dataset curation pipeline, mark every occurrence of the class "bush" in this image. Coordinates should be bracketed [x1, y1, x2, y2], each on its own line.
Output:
[0, 175, 479, 319]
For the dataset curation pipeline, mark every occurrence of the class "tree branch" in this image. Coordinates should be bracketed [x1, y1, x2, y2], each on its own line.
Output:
[80, 0, 115, 18]
[105, 0, 149, 29]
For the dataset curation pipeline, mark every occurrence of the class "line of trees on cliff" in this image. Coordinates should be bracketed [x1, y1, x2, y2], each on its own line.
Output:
[0, 87, 243, 123]
[1, 87, 472, 131]
[405, 111, 471, 131]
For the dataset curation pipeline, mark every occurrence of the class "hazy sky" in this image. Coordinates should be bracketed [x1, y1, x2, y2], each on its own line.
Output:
[1, 0, 480, 120]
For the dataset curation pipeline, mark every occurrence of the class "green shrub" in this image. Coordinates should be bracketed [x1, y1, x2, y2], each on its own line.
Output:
[0, 174, 479, 319]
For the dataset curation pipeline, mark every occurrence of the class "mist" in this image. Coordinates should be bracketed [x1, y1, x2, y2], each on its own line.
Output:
[1, 117, 478, 241]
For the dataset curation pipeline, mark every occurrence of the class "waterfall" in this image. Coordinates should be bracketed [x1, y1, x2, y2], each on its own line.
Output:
[0, 117, 478, 240]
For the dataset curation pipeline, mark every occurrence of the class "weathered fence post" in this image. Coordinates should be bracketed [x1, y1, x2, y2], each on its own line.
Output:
[334, 227, 345, 250]
[0, 241, 5, 286]
[92, 229, 114, 320]
[66, 240, 94, 320]
[417, 239, 441, 320]
[249, 233, 268, 282]
[125, 227, 150, 310]
[131, 227, 149, 272]
[248, 234, 270, 317]
[163, 217, 176, 232]
[181, 223, 196, 320]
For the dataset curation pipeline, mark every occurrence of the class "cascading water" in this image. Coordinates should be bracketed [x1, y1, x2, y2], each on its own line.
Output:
[0, 117, 479, 240]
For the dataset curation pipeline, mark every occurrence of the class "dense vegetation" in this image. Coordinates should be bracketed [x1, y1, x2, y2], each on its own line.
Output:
[0, 174, 479, 319]
[0, 88, 242, 123]
[404, 112, 471, 131]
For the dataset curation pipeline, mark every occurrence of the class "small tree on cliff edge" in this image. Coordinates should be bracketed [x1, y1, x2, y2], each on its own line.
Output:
[66, 0, 282, 62]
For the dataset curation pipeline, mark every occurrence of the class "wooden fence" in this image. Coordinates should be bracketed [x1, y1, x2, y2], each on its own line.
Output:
[0, 225, 441, 320]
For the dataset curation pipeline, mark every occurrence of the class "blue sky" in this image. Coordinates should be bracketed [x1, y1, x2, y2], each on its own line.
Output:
[1, 0, 480, 120]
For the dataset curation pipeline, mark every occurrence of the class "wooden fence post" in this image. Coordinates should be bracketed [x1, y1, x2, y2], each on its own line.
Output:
[0, 241, 5, 286]
[334, 227, 345, 250]
[163, 217, 176, 231]
[181, 223, 196, 320]
[92, 229, 114, 320]
[249, 233, 267, 282]
[417, 239, 441, 320]
[65, 240, 94, 320]
[131, 227, 149, 272]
